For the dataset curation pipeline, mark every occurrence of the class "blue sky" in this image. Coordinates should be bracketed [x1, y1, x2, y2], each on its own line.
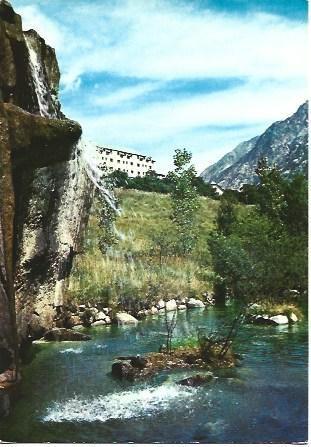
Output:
[13, 0, 307, 173]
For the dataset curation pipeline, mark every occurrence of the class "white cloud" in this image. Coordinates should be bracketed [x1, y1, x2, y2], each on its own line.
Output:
[65, 77, 306, 174]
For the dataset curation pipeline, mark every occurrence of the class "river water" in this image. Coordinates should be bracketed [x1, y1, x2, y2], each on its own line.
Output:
[0, 307, 308, 443]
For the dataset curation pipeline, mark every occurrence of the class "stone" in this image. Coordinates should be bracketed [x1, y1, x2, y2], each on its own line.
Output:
[95, 311, 107, 321]
[104, 316, 111, 325]
[177, 373, 214, 387]
[91, 320, 106, 327]
[165, 299, 177, 312]
[187, 298, 205, 308]
[43, 328, 91, 342]
[111, 361, 135, 381]
[68, 315, 81, 327]
[156, 299, 165, 309]
[130, 356, 148, 370]
[150, 306, 158, 315]
[289, 312, 299, 323]
[270, 315, 289, 325]
[254, 315, 275, 325]
[178, 304, 187, 310]
[115, 312, 138, 325]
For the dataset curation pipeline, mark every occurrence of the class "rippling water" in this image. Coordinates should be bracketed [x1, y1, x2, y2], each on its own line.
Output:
[0, 307, 308, 443]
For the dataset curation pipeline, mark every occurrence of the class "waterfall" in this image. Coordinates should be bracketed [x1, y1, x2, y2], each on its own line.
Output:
[80, 140, 118, 212]
[25, 35, 52, 118]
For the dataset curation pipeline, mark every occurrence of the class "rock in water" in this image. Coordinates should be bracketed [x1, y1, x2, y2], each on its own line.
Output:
[165, 299, 177, 312]
[111, 361, 135, 381]
[43, 328, 91, 342]
[187, 298, 205, 308]
[115, 312, 138, 325]
[177, 373, 214, 387]
[269, 315, 289, 325]
[289, 312, 299, 323]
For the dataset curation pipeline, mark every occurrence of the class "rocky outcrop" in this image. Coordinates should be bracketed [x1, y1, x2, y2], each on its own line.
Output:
[43, 328, 91, 342]
[201, 102, 308, 189]
[0, 0, 93, 414]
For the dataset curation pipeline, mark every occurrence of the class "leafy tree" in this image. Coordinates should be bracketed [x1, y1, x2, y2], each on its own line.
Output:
[216, 197, 238, 236]
[167, 149, 200, 255]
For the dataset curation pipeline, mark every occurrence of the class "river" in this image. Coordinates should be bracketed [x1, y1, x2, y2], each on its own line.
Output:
[0, 307, 308, 443]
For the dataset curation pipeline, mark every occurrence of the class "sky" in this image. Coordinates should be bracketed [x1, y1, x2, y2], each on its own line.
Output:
[12, 0, 307, 174]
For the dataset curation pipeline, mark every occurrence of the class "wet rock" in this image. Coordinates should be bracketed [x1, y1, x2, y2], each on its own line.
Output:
[91, 320, 106, 327]
[43, 328, 91, 342]
[177, 373, 214, 387]
[187, 298, 205, 308]
[111, 361, 135, 381]
[254, 315, 275, 325]
[289, 312, 299, 323]
[165, 299, 177, 312]
[68, 315, 81, 327]
[156, 299, 165, 310]
[130, 356, 148, 370]
[178, 304, 187, 310]
[115, 312, 138, 325]
[95, 311, 108, 321]
[150, 306, 158, 315]
[270, 315, 289, 325]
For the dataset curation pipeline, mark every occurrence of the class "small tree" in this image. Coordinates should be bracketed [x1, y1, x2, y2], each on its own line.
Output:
[164, 307, 178, 355]
[167, 149, 200, 255]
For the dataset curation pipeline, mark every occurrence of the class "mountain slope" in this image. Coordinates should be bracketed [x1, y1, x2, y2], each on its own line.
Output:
[201, 135, 259, 183]
[201, 102, 308, 189]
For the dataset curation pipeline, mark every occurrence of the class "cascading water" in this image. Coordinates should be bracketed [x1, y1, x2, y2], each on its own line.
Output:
[25, 35, 53, 118]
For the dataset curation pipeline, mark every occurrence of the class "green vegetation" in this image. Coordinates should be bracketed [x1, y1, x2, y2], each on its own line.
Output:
[107, 168, 219, 198]
[69, 188, 220, 311]
[208, 159, 308, 308]
[167, 149, 200, 254]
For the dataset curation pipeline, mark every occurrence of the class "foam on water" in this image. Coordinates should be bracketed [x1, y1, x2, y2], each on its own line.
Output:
[42, 384, 198, 423]
[59, 347, 83, 354]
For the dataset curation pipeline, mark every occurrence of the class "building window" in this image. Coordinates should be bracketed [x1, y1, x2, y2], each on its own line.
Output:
[131, 170, 134, 174]
[137, 163, 140, 167]
[110, 158, 113, 162]
[117, 160, 120, 163]
[130, 162, 133, 165]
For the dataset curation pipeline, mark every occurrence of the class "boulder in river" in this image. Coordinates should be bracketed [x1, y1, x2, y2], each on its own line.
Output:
[111, 361, 135, 381]
[165, 299, 177, 312]
[288, 312, 299, 323]
[43, 328, 91, 342]
[115, 312, 138, 325]
[177, 373, 214, 387]
[269, 315, 289, 325]
[187, 298, 205, 308]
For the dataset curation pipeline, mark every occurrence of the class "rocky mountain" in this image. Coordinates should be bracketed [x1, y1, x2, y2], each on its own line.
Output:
[0, 0, 94, 415]
[200, 102, 308, 189]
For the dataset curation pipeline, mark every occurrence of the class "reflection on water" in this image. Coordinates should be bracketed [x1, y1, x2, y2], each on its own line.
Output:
[0, 307, 308, 443]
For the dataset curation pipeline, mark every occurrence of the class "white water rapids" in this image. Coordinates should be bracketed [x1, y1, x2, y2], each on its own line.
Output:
[42, 383, 198, 423]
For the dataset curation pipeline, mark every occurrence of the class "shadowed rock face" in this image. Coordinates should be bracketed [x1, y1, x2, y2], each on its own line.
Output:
[0, 0, 92, 411]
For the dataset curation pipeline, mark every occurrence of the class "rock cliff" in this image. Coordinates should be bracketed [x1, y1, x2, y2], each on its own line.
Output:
[201, 102, 308, 189]
[0, 0, 93, 414]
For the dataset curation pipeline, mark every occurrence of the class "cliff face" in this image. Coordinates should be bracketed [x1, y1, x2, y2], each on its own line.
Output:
[0, 0, 93, 413]
[201, 102, 308, 189]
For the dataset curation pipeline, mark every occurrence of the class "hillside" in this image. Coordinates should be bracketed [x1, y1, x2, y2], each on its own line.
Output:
[69, 189, 220, 308]
[201, 102, 308, 189]
[201, 135, 259, 183]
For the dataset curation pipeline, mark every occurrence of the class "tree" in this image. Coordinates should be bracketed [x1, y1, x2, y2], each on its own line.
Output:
[167, 149, 200, 255]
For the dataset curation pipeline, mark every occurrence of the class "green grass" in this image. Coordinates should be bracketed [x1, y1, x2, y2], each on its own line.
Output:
[69, 188, 220, 310]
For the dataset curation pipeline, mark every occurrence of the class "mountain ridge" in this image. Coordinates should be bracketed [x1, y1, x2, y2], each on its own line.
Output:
[201, 102, 308, 189]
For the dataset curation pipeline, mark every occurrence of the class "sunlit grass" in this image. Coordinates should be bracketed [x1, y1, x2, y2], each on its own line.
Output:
[69, 189, 219, 308]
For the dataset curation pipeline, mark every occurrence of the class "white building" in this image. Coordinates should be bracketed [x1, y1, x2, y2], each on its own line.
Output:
[210, 182, 224, 196]
[97, 146, 156, 177]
